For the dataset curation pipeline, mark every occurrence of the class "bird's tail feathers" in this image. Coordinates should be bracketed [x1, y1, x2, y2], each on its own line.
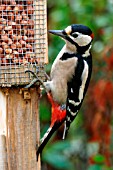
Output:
[36, 122, 63, 161]
[62, 121, 70, 140]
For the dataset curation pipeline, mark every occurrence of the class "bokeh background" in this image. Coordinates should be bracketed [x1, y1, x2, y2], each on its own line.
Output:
[40, 0, 113, 169]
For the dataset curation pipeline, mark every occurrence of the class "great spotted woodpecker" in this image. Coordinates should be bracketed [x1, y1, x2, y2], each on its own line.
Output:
[42, 24, 94, 136]
[25, 24, 94, 160]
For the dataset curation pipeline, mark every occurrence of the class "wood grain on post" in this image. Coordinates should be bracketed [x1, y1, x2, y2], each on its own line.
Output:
[0, 87, 41, 170]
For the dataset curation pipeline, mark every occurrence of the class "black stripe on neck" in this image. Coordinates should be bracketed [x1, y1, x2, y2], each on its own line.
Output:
[60, 52, 90, 61]
[60, 53, 75, 60]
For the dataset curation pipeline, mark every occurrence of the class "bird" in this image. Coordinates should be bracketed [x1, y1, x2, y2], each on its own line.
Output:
[25, 24, 94, 160]
[42, 24, 94, 137]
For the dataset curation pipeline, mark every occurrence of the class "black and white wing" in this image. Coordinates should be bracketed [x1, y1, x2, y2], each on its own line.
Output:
[63, 54, 92, 139]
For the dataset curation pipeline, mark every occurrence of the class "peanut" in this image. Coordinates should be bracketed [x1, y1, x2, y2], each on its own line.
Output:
[0, 0, 36, 65]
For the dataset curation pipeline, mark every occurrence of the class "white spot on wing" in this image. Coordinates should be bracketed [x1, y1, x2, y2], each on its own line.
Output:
[67, 116, 71, 122]
[69, 100, 80, 106]
[71, 88, 73, 93]
[67, 106, 78, 116]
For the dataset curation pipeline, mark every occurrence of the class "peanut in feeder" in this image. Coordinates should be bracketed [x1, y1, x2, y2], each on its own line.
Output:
[0, 0, 48, 87]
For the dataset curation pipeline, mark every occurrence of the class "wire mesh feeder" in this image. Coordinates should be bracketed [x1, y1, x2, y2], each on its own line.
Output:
[0, 0, 48, 87]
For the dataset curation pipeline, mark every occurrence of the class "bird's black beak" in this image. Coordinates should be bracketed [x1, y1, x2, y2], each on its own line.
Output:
[49, 30, 66, 39]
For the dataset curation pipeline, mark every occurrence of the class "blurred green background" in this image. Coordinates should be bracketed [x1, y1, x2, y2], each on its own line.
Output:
[40, 0, 113, 169]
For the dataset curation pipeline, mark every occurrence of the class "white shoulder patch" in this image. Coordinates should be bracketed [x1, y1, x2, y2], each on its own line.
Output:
[78, 60, 89, 102]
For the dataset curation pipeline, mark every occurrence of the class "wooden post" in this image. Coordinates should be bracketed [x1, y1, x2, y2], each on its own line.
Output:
[0, 87, 41, 170]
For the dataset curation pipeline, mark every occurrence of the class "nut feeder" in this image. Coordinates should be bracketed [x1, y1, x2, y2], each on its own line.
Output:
[0, 0, 48, 169]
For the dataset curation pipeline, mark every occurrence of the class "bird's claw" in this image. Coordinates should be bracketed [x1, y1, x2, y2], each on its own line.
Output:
[33, 65, 50, 81]
[35, 65, 44, 74]
[24, 78, 39, 88]
[25, 64, 50, 88]
[25, 69, 41, 88]
[25, 70, 38, 79]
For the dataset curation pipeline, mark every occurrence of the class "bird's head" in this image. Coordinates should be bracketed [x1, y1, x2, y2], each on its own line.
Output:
[49, 24, 94, 53]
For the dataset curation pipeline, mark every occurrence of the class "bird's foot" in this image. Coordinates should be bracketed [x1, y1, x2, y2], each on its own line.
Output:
[35, 65, 50, 81]
[25, 67, 42, 88]
[25, 65, 50, 88]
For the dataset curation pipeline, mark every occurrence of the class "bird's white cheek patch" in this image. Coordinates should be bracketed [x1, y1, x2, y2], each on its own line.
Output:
[65, 26, 72, 35]
[76, 34, 92, 46]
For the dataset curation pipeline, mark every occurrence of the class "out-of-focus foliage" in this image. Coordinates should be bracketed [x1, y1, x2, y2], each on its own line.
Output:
[40, 0, 113, 169]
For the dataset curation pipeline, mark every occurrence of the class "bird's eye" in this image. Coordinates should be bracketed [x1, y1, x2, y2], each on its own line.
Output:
[72, 33, 78, 38]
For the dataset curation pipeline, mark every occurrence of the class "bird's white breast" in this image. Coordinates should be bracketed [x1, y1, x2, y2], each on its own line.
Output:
[49, 46, 78, 104]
